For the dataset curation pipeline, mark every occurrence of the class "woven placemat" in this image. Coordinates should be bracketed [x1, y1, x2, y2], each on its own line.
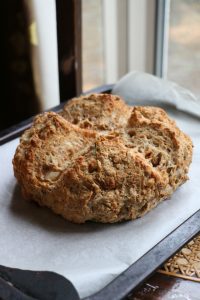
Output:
[158, 234, 200, 282]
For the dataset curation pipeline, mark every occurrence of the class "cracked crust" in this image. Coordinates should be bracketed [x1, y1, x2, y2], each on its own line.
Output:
[13, 94, 193, 223]
[60, 93, 130, 132]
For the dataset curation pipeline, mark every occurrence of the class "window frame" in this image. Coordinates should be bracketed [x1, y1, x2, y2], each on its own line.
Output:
[102, 0, 159, 85]
[154, 0, 170, 78]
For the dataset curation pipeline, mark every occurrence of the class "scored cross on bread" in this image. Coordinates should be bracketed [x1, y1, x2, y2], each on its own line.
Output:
[13, 94, 193, 223]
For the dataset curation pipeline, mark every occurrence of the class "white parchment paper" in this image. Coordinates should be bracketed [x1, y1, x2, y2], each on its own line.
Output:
[112, 71, 200, 118]
[0, 93, 200, 298]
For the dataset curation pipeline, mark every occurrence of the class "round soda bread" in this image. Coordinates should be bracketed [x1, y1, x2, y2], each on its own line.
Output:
[13, 94, 193, 223]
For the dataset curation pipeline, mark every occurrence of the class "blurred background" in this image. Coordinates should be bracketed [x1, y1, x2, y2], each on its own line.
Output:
[1, 0, 200, 130]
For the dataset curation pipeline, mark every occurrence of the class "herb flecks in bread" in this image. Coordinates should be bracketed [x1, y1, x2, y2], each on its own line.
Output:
[13, 94, 193, 223]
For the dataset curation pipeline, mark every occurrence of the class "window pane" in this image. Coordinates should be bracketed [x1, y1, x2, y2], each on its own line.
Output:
[82, 0, 106, 92]
[167, 0, 200, 98]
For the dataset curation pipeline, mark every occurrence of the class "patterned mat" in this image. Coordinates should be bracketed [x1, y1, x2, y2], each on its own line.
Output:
[159, 234, 200, 282]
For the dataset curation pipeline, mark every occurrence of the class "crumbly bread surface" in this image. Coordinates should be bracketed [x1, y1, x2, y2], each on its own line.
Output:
[60, 93, 130, 132]
[13, 94, 193, 223]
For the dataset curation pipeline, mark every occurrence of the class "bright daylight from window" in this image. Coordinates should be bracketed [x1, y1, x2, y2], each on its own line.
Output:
[167, 0, 200, 99]
[82, 0, 105, 92]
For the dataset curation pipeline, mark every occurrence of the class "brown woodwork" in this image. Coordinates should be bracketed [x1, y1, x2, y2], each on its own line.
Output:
[55, 0, 82, 102]
[127, 272, 200, 299]
[0, 0, 40, 131]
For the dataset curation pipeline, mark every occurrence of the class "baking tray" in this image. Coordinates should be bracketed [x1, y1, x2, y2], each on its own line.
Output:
[0, 94, 200, 300]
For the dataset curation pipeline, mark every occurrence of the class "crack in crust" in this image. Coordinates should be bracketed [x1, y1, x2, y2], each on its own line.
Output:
[13, 94, 193, 223]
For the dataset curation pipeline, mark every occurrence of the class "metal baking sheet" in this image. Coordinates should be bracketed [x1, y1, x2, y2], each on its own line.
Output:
[0, 102, 200, 300]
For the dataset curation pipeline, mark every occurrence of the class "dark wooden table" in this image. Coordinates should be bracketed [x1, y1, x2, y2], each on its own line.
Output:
[128, 272, 200, 299]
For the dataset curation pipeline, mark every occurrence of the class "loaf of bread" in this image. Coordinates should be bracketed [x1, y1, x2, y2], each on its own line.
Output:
[13, 94, 193, 223]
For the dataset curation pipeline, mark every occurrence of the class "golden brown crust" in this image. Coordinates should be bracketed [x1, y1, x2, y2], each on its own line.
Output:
[13, 94, 193, 223]
[60, 93, 130, 131]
